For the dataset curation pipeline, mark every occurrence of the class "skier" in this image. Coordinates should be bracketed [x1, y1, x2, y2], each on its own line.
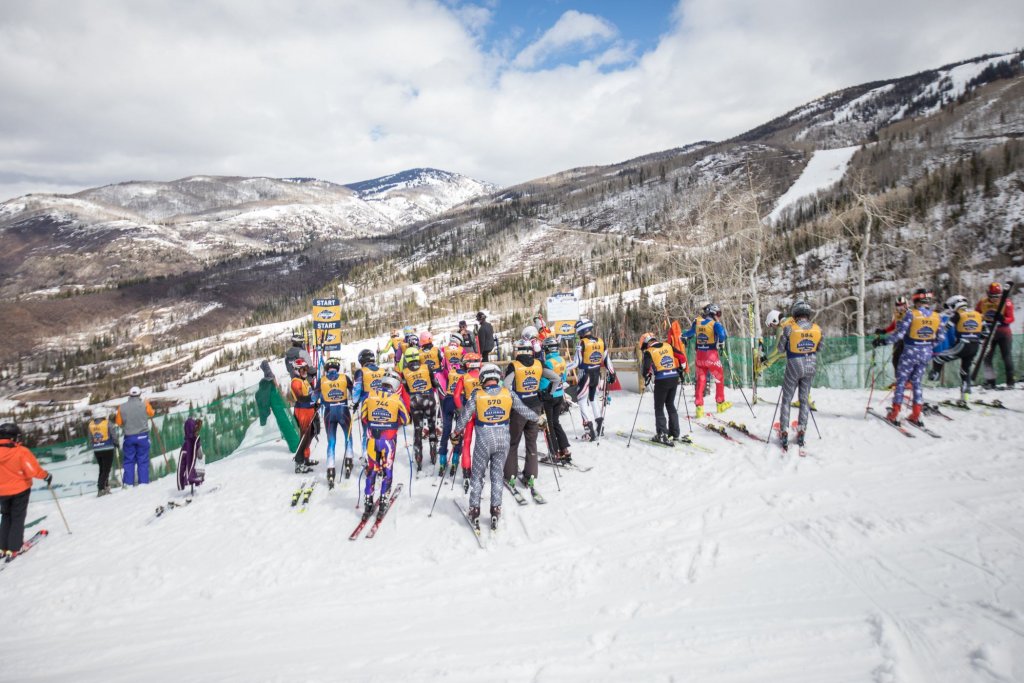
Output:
[475, 312, 495, 361]
[567, 318, 616, 440]
[776, 301, 822, 449]
[290, 359, 320, 473]
[437, 351, 465, 477]
[358, 374, 410, 521]
[452, 351, 483, 490]
[115, 386, 156, 485]
[320, 357, 355, 487]
[534, 315, 553, 341]
[873, 288, 946, 425]
[379, 330, 402, 364]
[976, 282, 1015, 389]
[929, 295, 984, 403]
[639, 332, 682, 445]
[681, 304, 731, 418]
[540, 337, 571, 462]
[874, 296, 909, 381]
[521, 325, 543, 358]
[86, 408, 118, 496]
[418, 332, 443, 375]
[396, 333, 420, 372]
[452, 364, 544, 531]
[503, 339, 559, 491]
[457, 322, 475, 353]
[764, 309, 817, 412]
[0, 423, 52, 561]
[284, 333, 313, 379]
[176, 417, 206, 491]
[353, 349, 386, 406]
[399, 347, 441, 470]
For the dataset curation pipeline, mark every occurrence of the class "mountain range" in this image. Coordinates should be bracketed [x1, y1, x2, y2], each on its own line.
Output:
[1, 50, 1022, 382]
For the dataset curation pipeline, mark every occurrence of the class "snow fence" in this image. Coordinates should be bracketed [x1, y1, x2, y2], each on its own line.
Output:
[32, 379, 300, 498]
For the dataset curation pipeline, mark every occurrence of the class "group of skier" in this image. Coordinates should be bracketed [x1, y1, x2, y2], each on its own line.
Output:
[282, 279, 1015, 533]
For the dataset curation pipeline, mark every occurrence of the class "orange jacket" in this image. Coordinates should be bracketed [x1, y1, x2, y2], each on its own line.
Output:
[0, 439, 49, 496]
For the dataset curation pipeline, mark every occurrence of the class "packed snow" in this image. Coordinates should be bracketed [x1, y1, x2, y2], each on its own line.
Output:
[4, 372, 1023, 681]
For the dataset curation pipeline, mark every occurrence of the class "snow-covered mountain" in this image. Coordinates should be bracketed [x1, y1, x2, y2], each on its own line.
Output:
[0, 169, 496, 298]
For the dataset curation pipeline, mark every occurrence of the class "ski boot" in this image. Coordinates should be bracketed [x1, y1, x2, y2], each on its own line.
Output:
[343, 456, 354, 479]
[907, 403, 924, 427]
[695, 405, 705, 419]
[362, 495, 375, 520]
[490, 505, 501, 531]
[653, 432, 673, 446]
[469, 506, 481, 532]
[983, 380, 996, 390]
[717, 401, 732, 413]
[377, 494, 389, 520]
[449, 462, 457, 477]
[779, 430, 788, 450]
[885, 404, 901, 425]
[2, 550, 14, 563]
[429, 439, 438, 465]
[560, 448, 572, 464]
[327, 467, 336, 490]
[415, 454, 422, 473]
[520, 473, 536, 490]
[462, 468, 471, 494]
[795, 430, 805, 447]
[306, 459, 319, 467]
[295, 461, 313, 474]
[583, 421, 596, 441]
[927, 365, 941, 382]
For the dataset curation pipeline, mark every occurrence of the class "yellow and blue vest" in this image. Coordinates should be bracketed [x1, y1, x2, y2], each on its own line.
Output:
[647, 342, 679, 379]
[907, 309, 940, 343]
[474, 387, 513, 426]
[786, 324, 822, 357]
[512, 361, 543, 400]
[89, 418, 115, 450]
[320, 375, 350, 404]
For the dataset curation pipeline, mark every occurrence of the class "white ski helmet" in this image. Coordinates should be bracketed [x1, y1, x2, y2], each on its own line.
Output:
[575, 318, 594, 336]
[479, 363, 502, 386]
[522, 325, 538, 340]
[379, 374, 401, 394]
[765, 309, 781, 327]
[945, 294, 969, 311]
[129, 386, 142, 397]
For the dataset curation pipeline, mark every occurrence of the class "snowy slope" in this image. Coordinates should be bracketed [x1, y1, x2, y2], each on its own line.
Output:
[768, 146, 861, 223]
[4, 381, 1023, 682]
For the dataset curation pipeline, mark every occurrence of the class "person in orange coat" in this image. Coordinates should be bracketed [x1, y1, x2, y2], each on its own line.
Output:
[0, 423, 51, 560]
[290, 359, 319, 469]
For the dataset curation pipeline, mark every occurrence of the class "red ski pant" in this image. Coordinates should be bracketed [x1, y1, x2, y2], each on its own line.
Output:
[293, 407, 316, 458]
[694, 352, 724, 406]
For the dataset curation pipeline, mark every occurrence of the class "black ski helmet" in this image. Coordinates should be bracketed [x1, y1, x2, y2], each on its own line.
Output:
[358, 349, 375, 366]
[703, 303, 721, 318]
[0, 423, 20, 441]
[542, 337, 559, 353]
[790, 300, 813, 319]
[325, 357, 341, 371]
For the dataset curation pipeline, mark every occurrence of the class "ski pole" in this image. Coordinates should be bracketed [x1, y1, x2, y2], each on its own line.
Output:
[402, 424, 413, 497]
[626, 387, 645, 448]
[47, 482, 72, 534]
[762, 389, 784, 454]
[808, 401, 822, 439]
[728, 364, 756, 418]
[428, 459, 446, 517]
[541, 414, 561, 492]
[680, 376, 692, 433]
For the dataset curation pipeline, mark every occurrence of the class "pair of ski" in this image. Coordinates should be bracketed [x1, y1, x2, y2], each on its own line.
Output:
[866, 408, 940, 438]
[614, 428, 714, 453]
[349, 483, 404, 540]
[946, 398, 1020, 412]
[0, 530, 48, 573]
[773, 421, 809, 458]
[505, 478, 546, 505]
[538, 455, 593, 473]
[289, 480, 317, 512]
[148, 485, 221, 523]
[690, 418, 741, 444]
[454, 499, 492, 549]
[708, 416, 769, 444]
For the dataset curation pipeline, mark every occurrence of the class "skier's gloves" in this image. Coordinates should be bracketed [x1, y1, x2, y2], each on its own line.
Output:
[607, 373, 617, 386]
[872, 336, 885, 348]
[44, 473, 53, 486]
[644, 375, 652, 388]
[537, 414, 548, 429]
[873, 327, 886, 335]
[450, 431, 463, 445]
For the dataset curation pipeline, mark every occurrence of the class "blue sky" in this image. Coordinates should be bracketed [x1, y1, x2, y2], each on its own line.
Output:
[1, 0, 1023, 198]
[477, 0, 680, 70]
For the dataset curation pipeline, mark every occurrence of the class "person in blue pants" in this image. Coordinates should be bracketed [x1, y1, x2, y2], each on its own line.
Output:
[437, 353, 466, 476]
[319, 358, 355, 489]
[115, 386, 155, 485]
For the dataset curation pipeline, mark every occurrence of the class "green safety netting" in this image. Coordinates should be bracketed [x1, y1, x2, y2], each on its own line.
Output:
[719, 335, 1022, 389]
[34, 379, 300, 498]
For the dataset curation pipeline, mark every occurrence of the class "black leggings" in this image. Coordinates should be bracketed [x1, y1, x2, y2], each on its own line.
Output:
[542, 397, 569, 450]
[95, 448, 115, 489]
[984, 329, 1015, 385]
[0, 488, 31, 552]
[654, 377, 680, 437]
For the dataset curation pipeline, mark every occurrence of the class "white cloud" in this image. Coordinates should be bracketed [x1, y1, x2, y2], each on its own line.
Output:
[513, 10, 619, 69]
[1, 0, 1022, 201]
